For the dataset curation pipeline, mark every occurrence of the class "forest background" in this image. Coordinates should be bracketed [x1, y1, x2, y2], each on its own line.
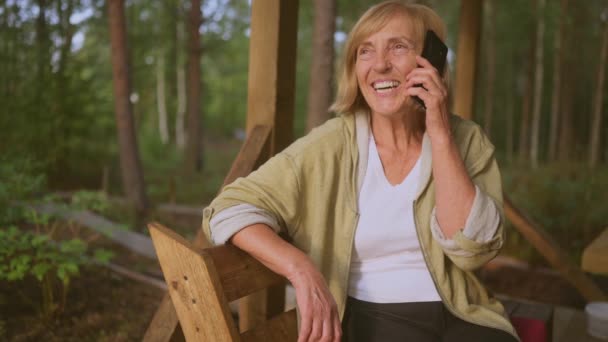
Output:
[0, 0, 607, 338]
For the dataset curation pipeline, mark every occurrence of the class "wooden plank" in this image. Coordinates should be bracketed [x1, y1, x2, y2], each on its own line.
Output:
[30, 202, 156, 259]
[452, 0, 482, 119]
[582, 227, 608, 275]
[145, 125, 272, 341]
[222, 125, 273, 188]
[504, 195, 607, 302]
[149, 222, 240, 342]
[142, 294, 185, 342]
[205, 245, 286, 302]
[240, 309, 298, 342]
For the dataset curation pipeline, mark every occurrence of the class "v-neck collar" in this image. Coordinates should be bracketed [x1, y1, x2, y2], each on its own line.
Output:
[369, 133, 421, 188]
[355, 110, 433, 200]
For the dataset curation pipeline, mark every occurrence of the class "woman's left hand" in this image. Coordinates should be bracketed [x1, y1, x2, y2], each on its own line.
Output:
[404, 55, 452, 144]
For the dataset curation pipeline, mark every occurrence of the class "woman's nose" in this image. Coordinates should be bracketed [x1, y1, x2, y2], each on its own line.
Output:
[372, 51, 391, 72]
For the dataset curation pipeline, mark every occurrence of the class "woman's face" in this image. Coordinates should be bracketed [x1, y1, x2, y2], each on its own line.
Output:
[355, 14, 418, 119]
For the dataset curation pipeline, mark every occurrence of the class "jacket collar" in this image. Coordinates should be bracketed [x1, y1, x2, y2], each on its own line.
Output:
[354, 110, 433, 201]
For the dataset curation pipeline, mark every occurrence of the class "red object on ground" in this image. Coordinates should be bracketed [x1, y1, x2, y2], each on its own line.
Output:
[510, 316, 548, 342]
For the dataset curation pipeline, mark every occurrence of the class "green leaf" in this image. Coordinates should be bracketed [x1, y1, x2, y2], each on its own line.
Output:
[93, 249, 114, 264]
[31, 234, 49, 247]
[31, 263, 52, 281]
[60, 239, 87, 255]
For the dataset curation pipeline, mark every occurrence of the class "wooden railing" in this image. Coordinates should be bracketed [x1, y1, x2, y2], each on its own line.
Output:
[143, 125, 273, 342]
[504, 196, 607, 302]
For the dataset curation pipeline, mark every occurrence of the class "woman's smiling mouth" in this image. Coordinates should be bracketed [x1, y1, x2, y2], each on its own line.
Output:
[372, 80, 401, 94]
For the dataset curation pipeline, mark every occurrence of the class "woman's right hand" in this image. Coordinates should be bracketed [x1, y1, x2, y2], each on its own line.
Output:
[230, 224, 342, 341]
[288, 261, 342, 342]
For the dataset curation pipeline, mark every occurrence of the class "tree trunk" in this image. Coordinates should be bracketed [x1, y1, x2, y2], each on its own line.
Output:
[305, 0, 336, 132]
[52, 0, 75, 176]
[558, 5, 575, 162]
[35, 0, 49, 88]
[530, 0, 545, 168]
[548, 0, 568, 161]
[558, 75, 574, 161]
[108, 0, 149, 214]
[185, 0, 203, 171]
[482, 0, 495, 138]
[507, 90, 515, 163]
[518, 37, 536, 163]
[156, 54, 170, 144]
[176, 20, 187, 150]
[589, 17, 608, 167]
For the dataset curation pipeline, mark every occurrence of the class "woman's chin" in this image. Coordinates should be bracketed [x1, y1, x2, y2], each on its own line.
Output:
[370, 100, 420, 118]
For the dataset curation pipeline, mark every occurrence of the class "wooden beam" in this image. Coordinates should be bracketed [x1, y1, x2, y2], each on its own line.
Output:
[504, 195, 607, 302]
[239, 0, 299, 333]
[245, 0, 298, 155]
[452, 0, 482, 119]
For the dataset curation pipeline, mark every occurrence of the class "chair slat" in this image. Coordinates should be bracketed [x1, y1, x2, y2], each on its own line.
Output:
[204, 245, 287, 302]
[240, 309, 298, 342]
[149, 223, 240, 342]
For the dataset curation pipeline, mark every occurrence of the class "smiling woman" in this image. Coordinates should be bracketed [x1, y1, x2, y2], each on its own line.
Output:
[202, 1, 519, 341]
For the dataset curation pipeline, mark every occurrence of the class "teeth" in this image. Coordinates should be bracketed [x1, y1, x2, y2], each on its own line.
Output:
[373, 81, 400, 90]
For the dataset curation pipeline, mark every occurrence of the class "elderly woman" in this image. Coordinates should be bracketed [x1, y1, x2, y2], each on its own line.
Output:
[202, 1, 518, 341]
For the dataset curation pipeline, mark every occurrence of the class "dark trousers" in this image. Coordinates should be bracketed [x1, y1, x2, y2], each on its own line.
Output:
[342, 297, 517, 342]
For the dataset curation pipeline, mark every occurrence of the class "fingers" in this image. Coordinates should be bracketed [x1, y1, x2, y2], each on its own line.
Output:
[332, 308, 343, 342]
[292, 264, 341, 342]
[297, 312, 312, 342]
[296, 295, 342, 342]
[405, 56, 446, 92]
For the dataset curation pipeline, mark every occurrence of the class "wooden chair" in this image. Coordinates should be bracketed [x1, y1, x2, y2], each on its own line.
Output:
[148, 222, 297, 342]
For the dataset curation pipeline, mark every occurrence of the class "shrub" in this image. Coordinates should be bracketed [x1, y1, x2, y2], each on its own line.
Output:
[0, 226, 113, 319]
[0, 156, 46, 225]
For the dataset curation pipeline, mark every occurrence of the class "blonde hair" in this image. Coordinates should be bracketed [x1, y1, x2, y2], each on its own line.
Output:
[330, 1, 448, 138]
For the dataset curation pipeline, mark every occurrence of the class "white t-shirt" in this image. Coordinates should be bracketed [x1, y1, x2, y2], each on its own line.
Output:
[348, 134, 441, 303]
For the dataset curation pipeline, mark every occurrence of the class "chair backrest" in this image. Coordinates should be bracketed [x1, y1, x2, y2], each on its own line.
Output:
[148, 222, 297, 342]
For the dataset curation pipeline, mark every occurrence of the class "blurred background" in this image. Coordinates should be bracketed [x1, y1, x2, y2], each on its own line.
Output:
[0, 0, 607, 340]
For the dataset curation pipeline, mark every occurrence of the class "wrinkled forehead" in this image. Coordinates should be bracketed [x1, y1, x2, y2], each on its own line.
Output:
[353, 11, 424, 50]
[358, 16, 418, 47]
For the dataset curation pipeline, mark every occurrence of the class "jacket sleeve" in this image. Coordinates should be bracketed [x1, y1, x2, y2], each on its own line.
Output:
[201, 152, 301, 245]
[430, 124, 505, 271]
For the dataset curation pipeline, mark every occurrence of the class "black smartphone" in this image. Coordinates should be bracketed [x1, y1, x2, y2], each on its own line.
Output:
[413, 30, 448, 108]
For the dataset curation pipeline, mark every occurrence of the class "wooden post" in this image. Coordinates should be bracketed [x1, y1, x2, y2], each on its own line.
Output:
[245, 0, 298, 155]
[452, 0, 482, 119]
[240, 0, 299, 333]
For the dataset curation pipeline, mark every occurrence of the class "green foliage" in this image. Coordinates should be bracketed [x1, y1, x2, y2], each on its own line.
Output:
[0, 156, 46, 225]
[502, 163, 608, 264]
[0, 226, 113, 319]
[70, 190, 111, 214]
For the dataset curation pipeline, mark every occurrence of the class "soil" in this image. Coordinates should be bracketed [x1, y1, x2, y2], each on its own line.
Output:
[0, 267, 163, 342]
[478, 257, 589, 309]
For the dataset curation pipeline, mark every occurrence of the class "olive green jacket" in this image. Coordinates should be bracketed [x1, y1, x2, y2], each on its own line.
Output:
[202, 112, 518, 339]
